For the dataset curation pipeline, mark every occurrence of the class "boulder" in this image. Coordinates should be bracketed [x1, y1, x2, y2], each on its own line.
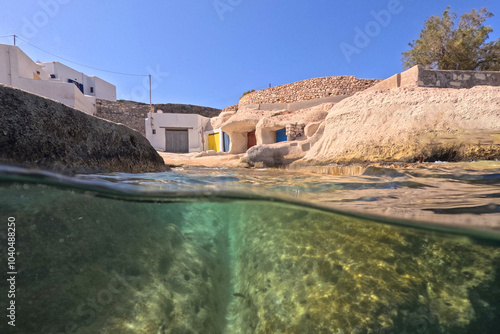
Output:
[0, 84, 166, 174]
[241, 142, 295, 167]
[298, 86, 500, 165]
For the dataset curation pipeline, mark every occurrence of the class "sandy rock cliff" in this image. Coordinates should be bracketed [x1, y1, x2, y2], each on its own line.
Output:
[296, 86, 500, 165]
[234, 103, 331, 166]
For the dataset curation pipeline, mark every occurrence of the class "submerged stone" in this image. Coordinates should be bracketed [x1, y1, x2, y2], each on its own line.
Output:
[226, 203, 500, 333]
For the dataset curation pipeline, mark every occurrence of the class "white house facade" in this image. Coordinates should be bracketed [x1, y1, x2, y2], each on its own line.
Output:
[40, 61, 116, 101]
[145, 112, 211, 153]
[0, 44, 116, 115]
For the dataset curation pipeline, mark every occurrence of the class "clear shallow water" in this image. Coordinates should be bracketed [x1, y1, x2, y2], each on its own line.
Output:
[1, 164, 500, 333]
[79, 162, 500, 230]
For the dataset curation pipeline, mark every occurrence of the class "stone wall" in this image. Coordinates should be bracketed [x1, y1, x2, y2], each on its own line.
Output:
[368, 66, 500, 91]
[286, 123, 305, 141]
[417, 67, 500, 88]
[238, 76, 381, 106]
[96, 100, 221, 136]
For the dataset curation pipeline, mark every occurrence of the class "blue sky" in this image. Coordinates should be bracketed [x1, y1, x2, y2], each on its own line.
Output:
[1, 0, 499, 109]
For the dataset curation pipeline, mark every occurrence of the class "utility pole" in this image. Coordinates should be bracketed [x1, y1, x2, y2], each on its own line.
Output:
[13, 35, 16, 46]
[148, 74, 154, 131]
[149, 74, 153, 114]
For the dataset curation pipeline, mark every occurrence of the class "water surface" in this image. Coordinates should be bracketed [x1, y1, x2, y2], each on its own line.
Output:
[1, 163, 500, 333]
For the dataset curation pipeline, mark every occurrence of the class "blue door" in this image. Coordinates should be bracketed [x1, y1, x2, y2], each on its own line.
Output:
[223, 132, 230, 152]
[276, 128, 287, 142]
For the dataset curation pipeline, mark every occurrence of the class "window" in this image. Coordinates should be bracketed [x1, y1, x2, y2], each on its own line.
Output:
[36, 71, 40, 75]
[90, 87, 94, 93]
[50, 74, 56, 79]
[152, 129, 156, 135]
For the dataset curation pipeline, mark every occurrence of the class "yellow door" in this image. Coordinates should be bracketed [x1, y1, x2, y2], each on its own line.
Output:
[208, 133, 220, 152]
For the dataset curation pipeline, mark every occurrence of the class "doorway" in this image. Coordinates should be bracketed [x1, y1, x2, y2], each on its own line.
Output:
[165, 129, 189, 153]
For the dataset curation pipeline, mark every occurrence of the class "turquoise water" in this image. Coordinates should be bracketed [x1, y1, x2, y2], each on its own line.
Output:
[1, 165, 500, 333]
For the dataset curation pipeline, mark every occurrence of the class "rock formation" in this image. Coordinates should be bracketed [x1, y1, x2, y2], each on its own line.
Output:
[241, 122, 326, 168]
[0, 84, 166, 174]
[218, 68, 500, 167]
[222, 103, 331, 160]
[297, 86, 500, 165]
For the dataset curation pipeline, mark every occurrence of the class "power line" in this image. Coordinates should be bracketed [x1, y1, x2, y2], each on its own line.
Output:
[15, 35, 148, 77]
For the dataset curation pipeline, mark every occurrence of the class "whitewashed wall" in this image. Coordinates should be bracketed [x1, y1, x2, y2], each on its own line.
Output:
[145, 113, 211, 152]
[0, 44, 106, 115]
[92, 76, 116, 101]
[40, 61, 116, 101]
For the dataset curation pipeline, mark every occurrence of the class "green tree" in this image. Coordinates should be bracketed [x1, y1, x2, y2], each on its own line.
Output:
[402, 7, 500, 71]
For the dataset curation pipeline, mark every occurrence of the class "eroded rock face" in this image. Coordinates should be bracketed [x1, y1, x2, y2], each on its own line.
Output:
[241, 123, 325, 168]
[299, 86, 500, 165]
[222, 103, 331, 154]
[0, 84, 166, 174]
[210, 111, 236, 130]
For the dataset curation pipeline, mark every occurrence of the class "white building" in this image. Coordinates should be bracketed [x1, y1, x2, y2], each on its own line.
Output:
[145, 112, 211, 153]
[40, 61, 116, 101]
[0, 44, 116, 115]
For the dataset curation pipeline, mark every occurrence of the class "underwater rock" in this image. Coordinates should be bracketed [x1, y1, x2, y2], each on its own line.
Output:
[226, 202, 500, 333]
[0, 184, 230, 334]
[2, 170, 500, 333]
[0, 84, 166, 174]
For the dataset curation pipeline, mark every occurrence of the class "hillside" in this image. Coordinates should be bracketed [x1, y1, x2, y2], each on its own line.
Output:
[96, 100, 221, 136]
